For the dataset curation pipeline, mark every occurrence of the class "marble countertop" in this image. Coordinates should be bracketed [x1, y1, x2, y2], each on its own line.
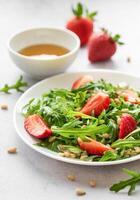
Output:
[0, 0, 140, 199]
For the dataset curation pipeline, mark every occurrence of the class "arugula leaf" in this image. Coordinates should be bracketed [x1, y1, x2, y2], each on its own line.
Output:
[58, 145, 82, 155]
[124, 128, 140, 140]
[72, 80, 117, 98]
[123, 168, 140, 177]
[62, 119, 82, 128]
[0, 76, 28, 94]
[68, 110, 97, 120]
[100, 150, 118, 161]
[81, 155, 101, 161]
[108, 120, 118, 143]
[52, 124, 109, 139]
[110, 168, 140, 195]
[111, 139, 140, 149]
[36, 138, 74, 152]
[22, 98, 41, 117]
[72, 82, 95, 93]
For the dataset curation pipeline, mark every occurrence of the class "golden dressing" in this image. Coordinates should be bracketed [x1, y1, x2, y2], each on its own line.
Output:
[19, 44, 69, 57]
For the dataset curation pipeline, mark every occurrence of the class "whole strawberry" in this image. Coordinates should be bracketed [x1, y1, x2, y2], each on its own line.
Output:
[66, 3, 97, 46]
[88, 29, 124, 62]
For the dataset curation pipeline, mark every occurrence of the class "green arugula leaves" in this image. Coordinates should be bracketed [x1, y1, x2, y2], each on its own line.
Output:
[23, 79, 140, 162]
[0, 76, 28, 94]
[110, 168, 140, 195]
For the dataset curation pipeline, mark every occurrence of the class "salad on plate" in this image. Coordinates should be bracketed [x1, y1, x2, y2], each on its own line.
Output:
[22, 75, 140, 162]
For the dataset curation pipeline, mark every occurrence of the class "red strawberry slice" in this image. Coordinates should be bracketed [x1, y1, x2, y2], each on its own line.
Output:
[119, 114, 137, 139]
[80, 92, 110, 116]
[78, 138, 112, 155]
[24, 114, 52, 139]
[72, 75, 93, 90]
[120, 90, 139, 104]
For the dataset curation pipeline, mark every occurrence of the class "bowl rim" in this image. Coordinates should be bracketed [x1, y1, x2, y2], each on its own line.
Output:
[7, 27, 80, 61]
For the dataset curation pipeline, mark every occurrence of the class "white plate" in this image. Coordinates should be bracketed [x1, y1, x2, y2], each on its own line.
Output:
[14, 70, 140, 166]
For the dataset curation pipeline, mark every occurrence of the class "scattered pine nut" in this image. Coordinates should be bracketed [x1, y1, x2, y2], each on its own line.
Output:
[114, 98, 120, 104]
[122, 108, 129, 112]
[7, 147, 17, 154]
[127, 57, 131, 63]
[80, 155, 88, 160]
[134, 147, 140, 153]
[63, 151, 71, 158]
[48, 136, 56, 143]
[117, 117, 121, 124]
[1, 104, 8, 110]
[67, 174, 76, 181]
[70, 153, 76, 158]
[89, 179, 96, 187]
[102, 133, 110, 139]
[76, 188, 86, 196]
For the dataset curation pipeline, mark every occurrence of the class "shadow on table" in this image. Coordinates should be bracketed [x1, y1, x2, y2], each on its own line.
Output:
[86, 59, 120, 71]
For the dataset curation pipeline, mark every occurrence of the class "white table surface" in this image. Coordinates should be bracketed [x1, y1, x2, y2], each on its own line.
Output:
[0, 0, 140, 199]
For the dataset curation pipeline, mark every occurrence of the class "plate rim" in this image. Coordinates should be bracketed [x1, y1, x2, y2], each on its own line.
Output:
[13, 69, 140, 166]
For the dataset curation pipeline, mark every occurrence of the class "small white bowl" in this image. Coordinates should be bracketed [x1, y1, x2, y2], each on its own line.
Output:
[8, 27, 80, 79]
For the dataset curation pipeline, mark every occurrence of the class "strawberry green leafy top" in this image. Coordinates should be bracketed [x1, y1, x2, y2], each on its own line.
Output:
[72, 2, 97, 20]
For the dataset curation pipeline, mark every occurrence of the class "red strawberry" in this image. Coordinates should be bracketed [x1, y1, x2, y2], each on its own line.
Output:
[66, 3, 97, 46]
[72, 75, 93, 90]
[80, 92, 110, 116]
[119, 113, 137, 139]
[78, 138, 112, 155]
[120, 90, 139, 104]
[24, 114, 52, 139]
[88, 29, 124, 62]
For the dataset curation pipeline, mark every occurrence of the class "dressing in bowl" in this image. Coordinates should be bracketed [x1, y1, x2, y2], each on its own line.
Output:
[8, 27, 80, 79]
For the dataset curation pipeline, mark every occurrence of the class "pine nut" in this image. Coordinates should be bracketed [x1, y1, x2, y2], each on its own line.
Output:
[89, 179, 96, 187]
[76, 188, 86, 196]
[1, 104, 8, 110]
[67, 174, 76, 181]
[7, 147, 17, 154]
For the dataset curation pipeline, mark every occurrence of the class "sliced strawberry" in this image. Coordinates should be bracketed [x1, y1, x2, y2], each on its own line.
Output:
[24, 114, 52, 139]
[72, 75, 93, 90]
[78, 138, 112, 155]
[119, 113, 137, 139]
[120, 90, 139, 104]
[80, 92, 110, 116]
